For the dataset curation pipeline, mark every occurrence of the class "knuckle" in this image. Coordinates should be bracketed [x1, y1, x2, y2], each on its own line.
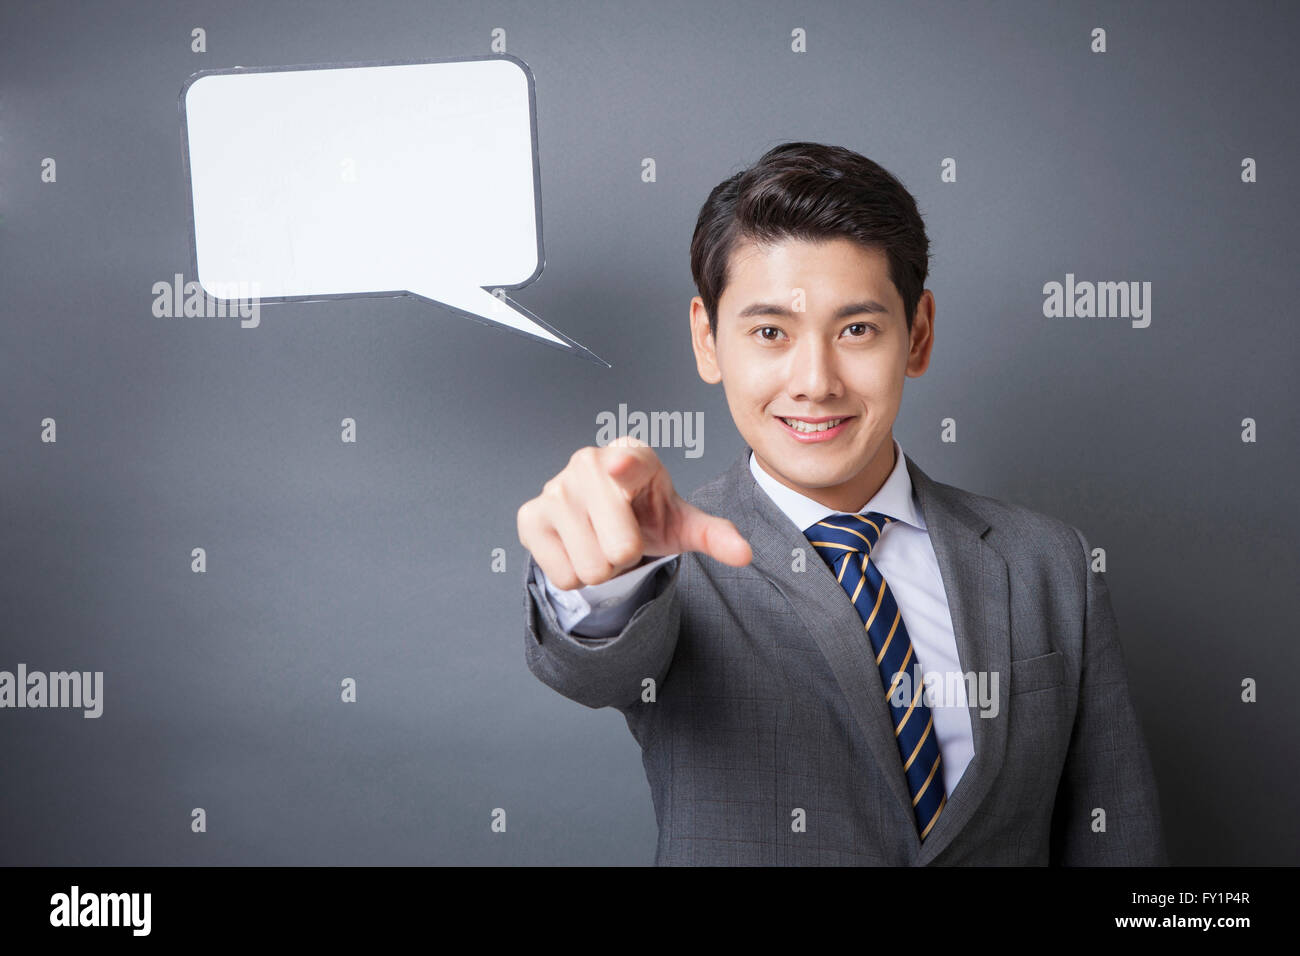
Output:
[607, 539, 641, 567]
[569, 446, 597, 467]
[573, 558, 611, 586]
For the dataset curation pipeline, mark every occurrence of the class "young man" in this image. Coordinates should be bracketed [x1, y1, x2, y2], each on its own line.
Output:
[516, 142, 1166, 866]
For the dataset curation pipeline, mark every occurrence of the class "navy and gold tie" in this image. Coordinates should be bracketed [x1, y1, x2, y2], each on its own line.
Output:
[806, 512, 947, 840]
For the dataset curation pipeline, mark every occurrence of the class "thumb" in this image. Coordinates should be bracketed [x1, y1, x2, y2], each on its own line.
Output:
[673, 500, 753, 567]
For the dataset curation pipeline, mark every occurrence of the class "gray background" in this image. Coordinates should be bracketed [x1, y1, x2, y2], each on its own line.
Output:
[1, 0, 1296, 865]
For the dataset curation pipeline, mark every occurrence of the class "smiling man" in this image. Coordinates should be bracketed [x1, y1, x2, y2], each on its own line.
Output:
[516, 141, 1166, 866]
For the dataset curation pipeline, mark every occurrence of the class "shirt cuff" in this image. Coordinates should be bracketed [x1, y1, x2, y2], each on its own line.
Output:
[535, 554, 680, 635]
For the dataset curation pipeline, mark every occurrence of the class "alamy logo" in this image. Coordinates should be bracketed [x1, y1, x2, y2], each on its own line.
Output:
[596, 403, 703, 459]
[49, 885, 150, 936]
[1042, 273, 1151, 328]
[891, 669, 1002, 719]
[0, 664, 103, 718]
[151, 273, 261, 328]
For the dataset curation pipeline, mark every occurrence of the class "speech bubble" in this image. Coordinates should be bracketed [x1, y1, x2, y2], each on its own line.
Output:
[179, 55, 607, 366]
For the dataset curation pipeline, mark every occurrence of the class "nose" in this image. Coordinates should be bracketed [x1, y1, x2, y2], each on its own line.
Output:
[785, 334, 843, 403]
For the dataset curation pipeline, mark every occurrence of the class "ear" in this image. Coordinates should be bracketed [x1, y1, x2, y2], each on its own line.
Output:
[690, 297, 723, 384]
[905, 290, 936, 378]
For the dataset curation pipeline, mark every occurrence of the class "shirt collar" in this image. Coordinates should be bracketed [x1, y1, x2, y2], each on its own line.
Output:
[748, 437, 927, 534]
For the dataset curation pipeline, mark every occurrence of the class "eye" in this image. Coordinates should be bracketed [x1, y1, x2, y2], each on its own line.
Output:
[756, 326, 785, 342]
[843, 322, 876, 337]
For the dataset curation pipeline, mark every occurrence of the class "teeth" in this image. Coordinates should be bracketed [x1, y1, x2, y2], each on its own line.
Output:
[782, 417, 844, 433]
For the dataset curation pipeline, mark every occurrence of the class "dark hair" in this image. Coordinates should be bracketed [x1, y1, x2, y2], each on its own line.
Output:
[690, 142, 931, 338]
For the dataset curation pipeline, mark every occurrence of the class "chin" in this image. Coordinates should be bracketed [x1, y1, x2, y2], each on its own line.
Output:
[780, 458, 852, 486]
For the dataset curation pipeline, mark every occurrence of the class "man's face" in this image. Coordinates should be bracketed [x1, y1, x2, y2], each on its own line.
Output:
[690, 237, 935, 514]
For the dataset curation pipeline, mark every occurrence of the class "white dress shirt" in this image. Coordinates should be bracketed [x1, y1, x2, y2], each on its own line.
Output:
[534, 438, 974, 792]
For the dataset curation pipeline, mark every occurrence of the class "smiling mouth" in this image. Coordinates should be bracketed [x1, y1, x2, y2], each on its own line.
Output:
[778, 416, 853, 434]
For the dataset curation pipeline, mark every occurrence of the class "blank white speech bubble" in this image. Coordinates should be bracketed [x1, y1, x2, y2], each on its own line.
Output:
[179, 55, 606, 365]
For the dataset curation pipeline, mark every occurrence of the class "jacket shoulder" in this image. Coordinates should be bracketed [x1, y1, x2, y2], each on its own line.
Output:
[684, 465, 734, 512]
[929, 476, 1088, 572]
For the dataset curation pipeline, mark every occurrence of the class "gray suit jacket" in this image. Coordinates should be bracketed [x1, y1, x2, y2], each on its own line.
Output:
[522, 446, 1167, 865]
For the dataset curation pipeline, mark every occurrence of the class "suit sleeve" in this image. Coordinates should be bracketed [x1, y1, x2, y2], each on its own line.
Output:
[522, 551, 682, 710]
[1049, 527, 1168, 865]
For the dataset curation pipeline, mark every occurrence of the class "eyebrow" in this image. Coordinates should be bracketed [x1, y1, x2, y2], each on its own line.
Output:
[735, 299, 890, 319]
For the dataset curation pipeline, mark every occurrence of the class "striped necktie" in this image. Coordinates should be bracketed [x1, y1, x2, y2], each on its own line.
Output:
[806, 512, 947, 840]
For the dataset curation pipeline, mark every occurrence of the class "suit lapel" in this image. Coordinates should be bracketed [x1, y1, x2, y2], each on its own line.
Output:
[714, 445, 1011, 864]
[904, 456, 1011, 865]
